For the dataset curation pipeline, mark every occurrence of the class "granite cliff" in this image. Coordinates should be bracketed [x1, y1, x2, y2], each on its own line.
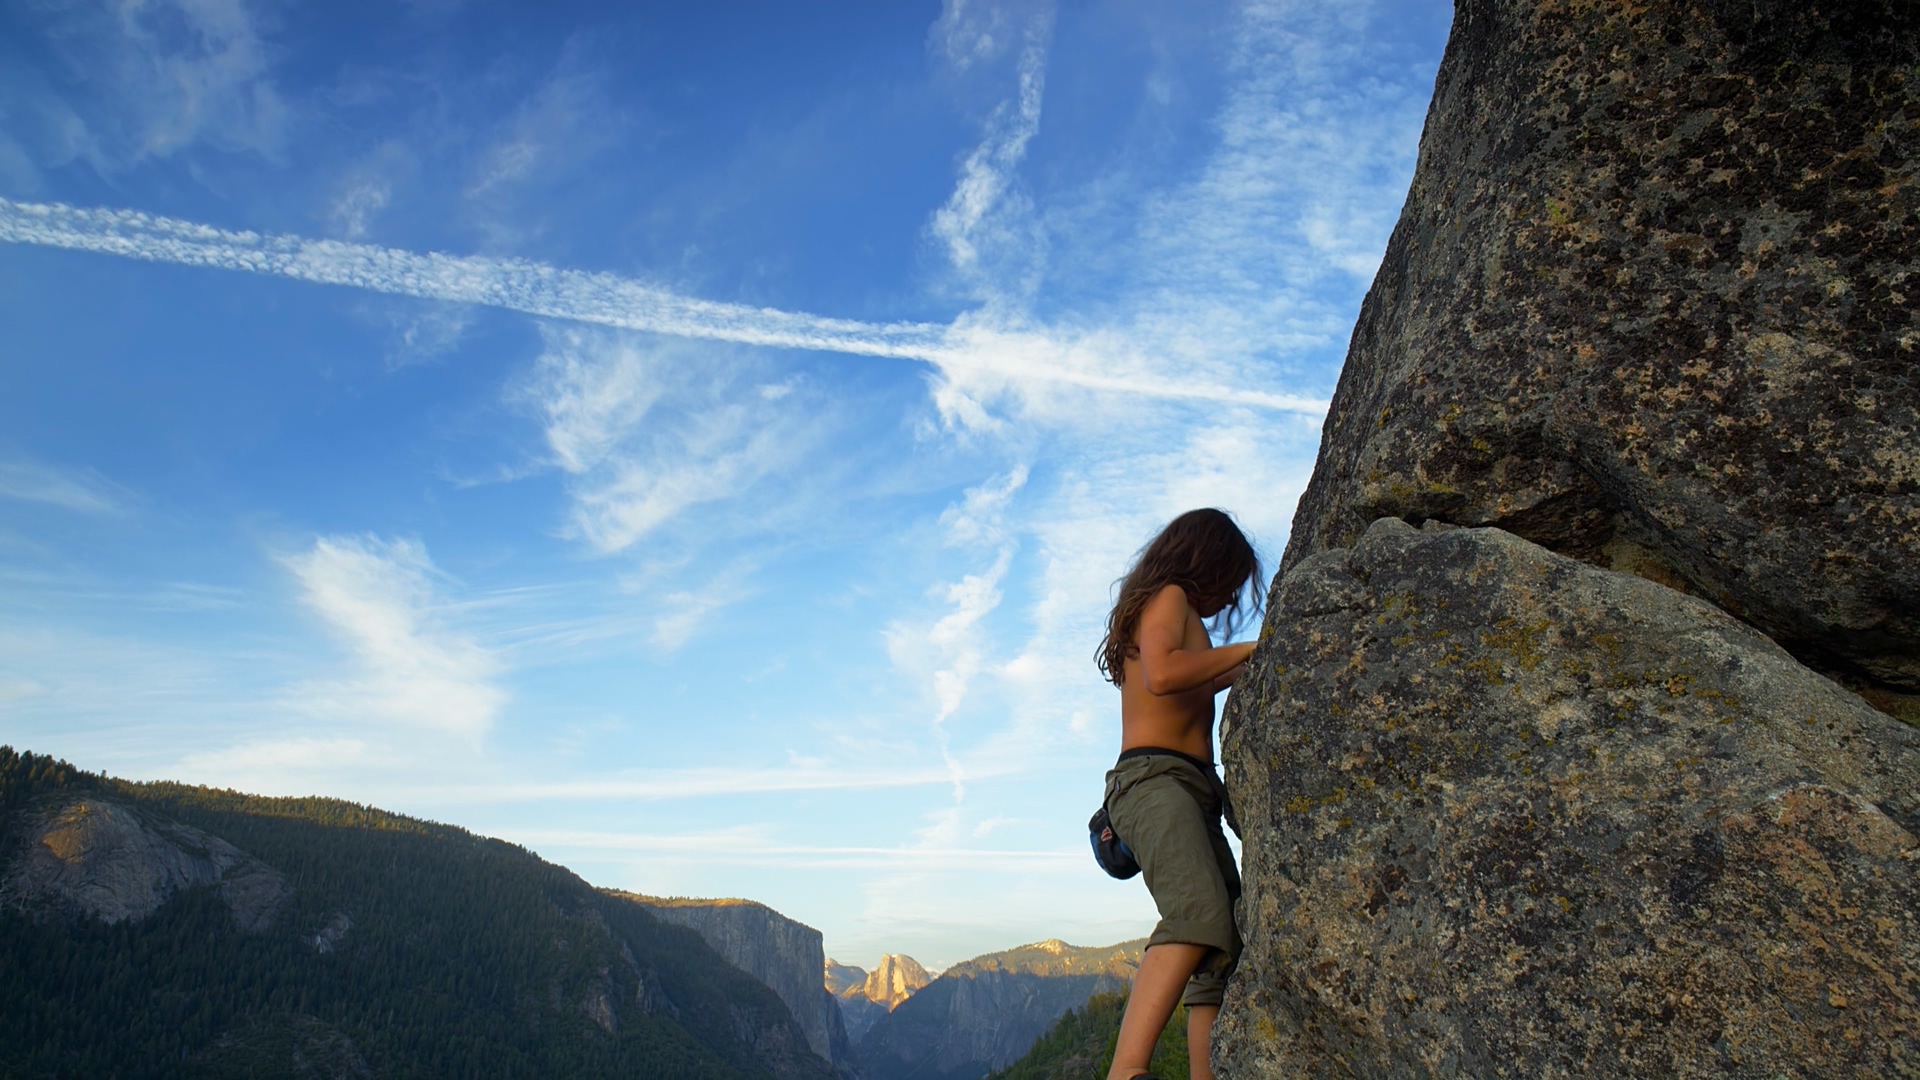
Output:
[858, 939, 1143, 1080]
[1283, 0, 1919, 721]
[1218, 1, 1920, 1076]
[624, 894, 853, 1072]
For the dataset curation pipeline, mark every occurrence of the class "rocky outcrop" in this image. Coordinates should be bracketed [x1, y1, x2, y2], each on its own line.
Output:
[2, 797, 289, 931]
[307, 912, 352, 954]
[828, 953, 932, 1043]
[1282, 0, 1920, 718]
[622, 894, 847, 1069]
[1217, 519, 1920, 1076]
[859, 939, 1142, 1080]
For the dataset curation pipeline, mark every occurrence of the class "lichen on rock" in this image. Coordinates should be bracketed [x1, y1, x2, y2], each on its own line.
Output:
[1217, 520, 1920, 1077]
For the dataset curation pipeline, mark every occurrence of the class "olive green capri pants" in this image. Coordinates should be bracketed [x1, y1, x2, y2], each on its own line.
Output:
[1103, 749, 1243, 1008]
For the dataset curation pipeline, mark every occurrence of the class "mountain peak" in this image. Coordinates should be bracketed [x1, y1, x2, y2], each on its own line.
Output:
[827, 951, 932, 1045]
[863, 953, 931, 1009]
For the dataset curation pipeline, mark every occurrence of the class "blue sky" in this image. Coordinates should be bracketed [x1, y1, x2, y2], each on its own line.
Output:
[0, 0, 1451, 968]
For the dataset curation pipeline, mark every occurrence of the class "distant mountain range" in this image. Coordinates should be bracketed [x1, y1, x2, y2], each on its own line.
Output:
[0, 746, 1142, 1080]
[0, 748, 829, 1080]
[856, 938, 1145, 1080]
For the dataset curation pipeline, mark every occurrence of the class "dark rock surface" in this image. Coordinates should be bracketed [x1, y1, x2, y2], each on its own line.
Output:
[859, 939, 1141, 1080]
[2, 796, 289, 931]
[1216, 519, 1920, 1077]
[1283, 0, 1920, 714]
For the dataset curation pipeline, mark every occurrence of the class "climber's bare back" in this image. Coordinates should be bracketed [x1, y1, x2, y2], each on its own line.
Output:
[1120, 584, 1253, 763]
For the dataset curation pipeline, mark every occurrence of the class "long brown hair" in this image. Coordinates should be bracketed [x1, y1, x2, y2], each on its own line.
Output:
[1096, 508, 1263, 687]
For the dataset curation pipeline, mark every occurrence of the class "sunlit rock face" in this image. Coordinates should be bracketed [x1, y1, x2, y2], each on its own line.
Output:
[860, 953, 933, 1010]
[1282, 0, 1920, 717]
[2, 797, 289, 931]
[828, 953, 932, 1044]
[1217, 520, 1920, 1077]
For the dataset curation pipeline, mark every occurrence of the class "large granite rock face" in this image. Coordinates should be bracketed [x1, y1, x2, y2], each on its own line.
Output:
[858, 952, 933, 1010]
[1283, 0, 1920, 713]
[1216, 520, 1920, 1077]
[859, 939, 1141, 1080]
[2, 797, 289, 931]
[623, 894, 848, 1069]
[828, 953, 931, 1043]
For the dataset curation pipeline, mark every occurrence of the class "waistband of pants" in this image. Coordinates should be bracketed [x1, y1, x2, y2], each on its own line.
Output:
[1115, 745, 1216, 774]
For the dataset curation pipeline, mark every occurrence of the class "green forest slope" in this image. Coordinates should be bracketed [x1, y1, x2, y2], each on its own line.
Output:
[985, 992, 1188, 1080]
[0, 747, 830, 1080]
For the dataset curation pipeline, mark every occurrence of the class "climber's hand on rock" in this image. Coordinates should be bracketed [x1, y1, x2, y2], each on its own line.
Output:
[1211, 663, 1247, 693]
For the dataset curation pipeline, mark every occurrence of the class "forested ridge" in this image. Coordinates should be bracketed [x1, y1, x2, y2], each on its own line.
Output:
[983, 991, 1187, 1080]
[0, 747, 829, 1080]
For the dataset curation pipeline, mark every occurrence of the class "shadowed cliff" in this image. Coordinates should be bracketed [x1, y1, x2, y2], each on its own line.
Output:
[622, 893, 854, 1073]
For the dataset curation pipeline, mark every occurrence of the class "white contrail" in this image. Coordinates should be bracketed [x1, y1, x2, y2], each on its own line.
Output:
[0, 197, 1326, 413]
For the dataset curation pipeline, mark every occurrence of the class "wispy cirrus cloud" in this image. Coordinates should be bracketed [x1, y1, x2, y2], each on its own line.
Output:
[0, 0, 288, 176]
[281, 535, 505, 738]
[522, 326, 828, 554]
[467, 61, 631, 206]
[650, 563, 757, 649]
[1117, 1, 1430, 347]
[0, 457, 130, 515]
[927, 0, 1430, 434]
[502, 826, 1077, 870]
[928, 0, 1055, 306]
[882, 466, 1028, 803]
[410, 758, 1029, 804]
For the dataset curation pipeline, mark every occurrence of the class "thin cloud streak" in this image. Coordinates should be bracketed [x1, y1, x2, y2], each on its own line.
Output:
[411, 759, 1031, 804]
[509, 828, 1077, 864]
[0, 457, 129, 514]
[0, 197, 1323, 414]
[930, 1, 1053, 301]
